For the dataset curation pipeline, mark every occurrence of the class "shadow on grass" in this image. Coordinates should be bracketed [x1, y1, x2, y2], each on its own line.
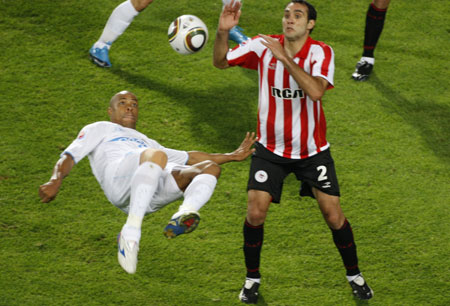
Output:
[370, 73, 450, 164]
[256, 293, 267, 305]
[110, 68, 258, 149]
[352, 296, 371, 305]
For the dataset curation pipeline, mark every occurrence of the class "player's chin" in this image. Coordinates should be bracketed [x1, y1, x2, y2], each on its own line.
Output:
[284, 32, 300, 41]
[121, 118, 136, 129]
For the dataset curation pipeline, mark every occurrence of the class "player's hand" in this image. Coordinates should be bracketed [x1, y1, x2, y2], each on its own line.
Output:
[259, 34, 288, 62]
[218, 0, 242, 31]
[39, 180, 61, 203]
[231, 132, 257, 161]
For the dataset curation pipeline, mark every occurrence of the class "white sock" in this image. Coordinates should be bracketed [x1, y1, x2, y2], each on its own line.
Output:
[360, 56, 375, 65]
[122, 162, 162, 241]
[171, 174, 217, 219]
[95, 0, 139, 49]
[246, 277, 260, 284]
[346, 273, 361, 282]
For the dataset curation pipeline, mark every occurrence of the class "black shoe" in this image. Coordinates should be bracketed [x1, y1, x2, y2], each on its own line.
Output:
[239, 279, 260, 304]
[349, 274, 373, 300]
[352, 59, 374, 81]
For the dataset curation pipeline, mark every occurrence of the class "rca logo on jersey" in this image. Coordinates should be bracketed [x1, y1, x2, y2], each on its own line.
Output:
[271, 87, 304, 99]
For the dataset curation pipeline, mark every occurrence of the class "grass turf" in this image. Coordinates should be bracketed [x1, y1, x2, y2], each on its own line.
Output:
[0, 0, 449, 305]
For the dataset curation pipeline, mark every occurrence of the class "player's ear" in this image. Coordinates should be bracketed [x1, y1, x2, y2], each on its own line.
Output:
[108, 107, 113, 117]
[307, 19, 315, 32]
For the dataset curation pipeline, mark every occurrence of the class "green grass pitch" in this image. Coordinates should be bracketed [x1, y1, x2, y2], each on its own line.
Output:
[0, 0, 449, 305]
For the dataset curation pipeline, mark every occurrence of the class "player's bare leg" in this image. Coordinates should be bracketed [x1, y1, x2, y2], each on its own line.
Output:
[314, 188, 373, 299]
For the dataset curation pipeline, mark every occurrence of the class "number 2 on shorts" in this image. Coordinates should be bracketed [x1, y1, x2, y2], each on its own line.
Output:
[316, 165, 328, 181]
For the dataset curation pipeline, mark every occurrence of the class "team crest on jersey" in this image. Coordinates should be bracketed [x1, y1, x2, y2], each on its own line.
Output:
[271, 86, 304, 99]
[255, 170, 268, 183]
[77, 131, 85, 139]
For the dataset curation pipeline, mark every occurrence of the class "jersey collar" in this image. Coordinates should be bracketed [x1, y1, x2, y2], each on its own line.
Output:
[279, 35, 313, 59]
[297, 36, 313, 59]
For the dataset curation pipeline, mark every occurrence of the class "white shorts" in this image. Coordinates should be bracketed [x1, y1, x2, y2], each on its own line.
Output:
[102, 151, 187, 214]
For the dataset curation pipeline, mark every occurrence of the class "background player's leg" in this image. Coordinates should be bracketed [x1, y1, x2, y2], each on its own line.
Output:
[352, 0, 391, 81]
[89, 0, 153, 67]
[362, 0, 391, 59]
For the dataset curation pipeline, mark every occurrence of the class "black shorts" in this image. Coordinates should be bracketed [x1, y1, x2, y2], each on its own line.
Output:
[247, 143, 340, 203]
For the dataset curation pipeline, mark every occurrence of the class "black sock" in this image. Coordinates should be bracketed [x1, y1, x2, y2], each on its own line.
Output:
[331, 219, 360, 276]
[363, 2, 388, 58]
[243, 219, 264, 279]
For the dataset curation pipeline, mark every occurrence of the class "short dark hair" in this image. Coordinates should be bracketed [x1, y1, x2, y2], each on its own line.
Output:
[289, 0, 317, 33]
[290, 0, 317, 20]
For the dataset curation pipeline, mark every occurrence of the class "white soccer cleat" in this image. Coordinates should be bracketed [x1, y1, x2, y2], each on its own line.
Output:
[117, 232, 139, 274]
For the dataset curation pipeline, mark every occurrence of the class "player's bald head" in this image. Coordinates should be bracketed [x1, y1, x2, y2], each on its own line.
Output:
[108, 90, 139, 129]
[109, 90, 137, 108]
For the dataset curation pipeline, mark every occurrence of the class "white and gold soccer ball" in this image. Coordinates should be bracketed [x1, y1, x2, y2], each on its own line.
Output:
[168, 15, 208, 55]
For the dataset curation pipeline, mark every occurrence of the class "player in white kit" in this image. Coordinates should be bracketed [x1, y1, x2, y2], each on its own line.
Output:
[39, 90, 256, 274]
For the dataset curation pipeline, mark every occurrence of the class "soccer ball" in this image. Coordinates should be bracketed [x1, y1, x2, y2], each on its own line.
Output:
[168, 15, 208, 55]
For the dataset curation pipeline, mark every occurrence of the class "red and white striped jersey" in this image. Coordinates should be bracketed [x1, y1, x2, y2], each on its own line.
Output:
[227, 35, 335, 159]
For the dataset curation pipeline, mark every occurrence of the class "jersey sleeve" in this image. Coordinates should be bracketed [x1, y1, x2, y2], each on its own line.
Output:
[311, 43, 335, 89]
[226, 37, 263, 70]
[62, 122, 107, 164]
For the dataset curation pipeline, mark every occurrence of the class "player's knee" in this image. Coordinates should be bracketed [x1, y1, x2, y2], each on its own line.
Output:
[324, 212, 345, 230]
[373, 0, 390, 9]
[246, 210, 266, 226]
[131, 0, 153, 11]
[140, 149, 167, 168]
[246, 190, 271, 225]
[200, 160, 221, 179]
[246, 203, 267, 226]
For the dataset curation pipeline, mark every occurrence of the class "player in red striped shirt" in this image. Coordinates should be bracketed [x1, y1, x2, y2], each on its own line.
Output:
[214, 0, 373, 303]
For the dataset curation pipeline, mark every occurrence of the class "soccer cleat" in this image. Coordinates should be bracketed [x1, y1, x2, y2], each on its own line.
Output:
[349, 274, 373, 300]
[352, 59, 374, 81]
[89, 44, 112, 68]
[239, 279, 260, 304]
[163, 211, 200, 239]
[117, 232, 139, 274]
[229, 26, 249, 45]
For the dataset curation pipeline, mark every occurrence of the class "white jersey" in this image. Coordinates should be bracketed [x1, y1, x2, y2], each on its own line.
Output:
[227, 35, 335, 159]
[63, 121, 188, 189]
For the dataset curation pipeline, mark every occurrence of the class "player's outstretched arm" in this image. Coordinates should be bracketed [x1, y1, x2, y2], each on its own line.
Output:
[187, 132, 256, 165]
[39, 154, 75, 203]
[213, 0, 242, 69]
[219, 0, 242, 32]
